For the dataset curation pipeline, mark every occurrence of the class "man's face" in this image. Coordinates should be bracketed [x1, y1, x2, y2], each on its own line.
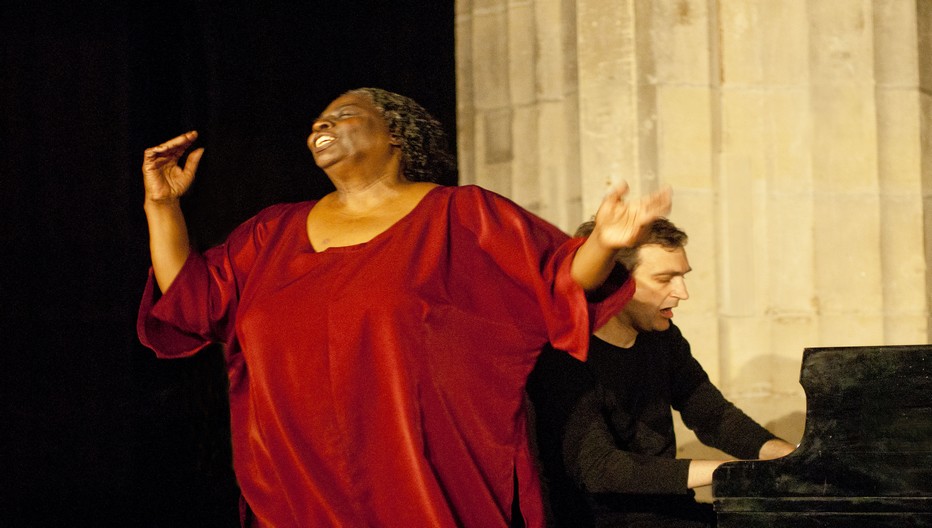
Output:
[617, 244, 691, 334]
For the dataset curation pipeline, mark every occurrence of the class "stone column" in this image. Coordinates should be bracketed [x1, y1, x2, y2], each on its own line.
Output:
[920, 0, 932, 339]
[456, 0, 584, 232]
[456, 0, 931, 457]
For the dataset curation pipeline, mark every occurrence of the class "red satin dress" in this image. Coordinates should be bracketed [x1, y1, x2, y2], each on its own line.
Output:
[138, 185, 633, 527]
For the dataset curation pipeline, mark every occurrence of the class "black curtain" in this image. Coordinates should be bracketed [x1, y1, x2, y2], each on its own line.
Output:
[1, 2, 455, 526]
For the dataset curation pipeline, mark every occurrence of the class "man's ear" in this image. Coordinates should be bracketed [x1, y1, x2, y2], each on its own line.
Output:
[389, 134, 402, 147]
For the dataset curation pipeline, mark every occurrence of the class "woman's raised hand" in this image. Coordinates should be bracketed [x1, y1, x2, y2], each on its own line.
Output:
[142, 131, 204, 203]
[592, 181, 673, 250]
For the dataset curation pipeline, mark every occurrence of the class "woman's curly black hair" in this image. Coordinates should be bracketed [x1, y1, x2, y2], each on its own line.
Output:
[345, 87, 457, 184]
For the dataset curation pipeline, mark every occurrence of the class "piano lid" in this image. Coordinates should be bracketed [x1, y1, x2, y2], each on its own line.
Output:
[713, 344, 932, 499]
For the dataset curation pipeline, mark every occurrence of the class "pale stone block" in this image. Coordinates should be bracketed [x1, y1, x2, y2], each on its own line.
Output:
[578, 79, 640, 216]
[810, 84, 879, 193]
[455, 0, 471, 16]
[508, 1, 536, 105]
[727, 347, 793, 401]
[483, 107, 513, 164]
[876, 89, 922, 191]
[455, 4, 476, 185]
[717, 153, 765, 317]
[718, 316, 770, 389]
[808, 0, 876, 83]
[472, 7, 511, 110]
[510, 105, 541, 211]
[643, 0, 711, 85]
[471, 0, 503, 12]
[926, 194, 932, 327]
[923, 100, 932, 290]
[762, 88, 813, 191]
[577, 0, 641, 216]
[563, 196, 584, 235]
[456, 9, 475, 111]
[766, 191, 816, 314]
[880, 193, 928, 312]
[471, 108, 491, 187]
[675, 313, 721, 384]
[920, 0, 932, 91]
[730, 393, 807, 444]
[655, 85, 714, 188]
[456, 109, 477, 185]
[769, 316, 818, 380]
[883, 314, 931, 345]
[554, 94, 584, 229]
[719, 0, 764, 84]
[720, 88, 766, 161]
[577, 0, 634, 81]
[537, 99, 580, 231]
[812, 192, 883, 313]
[924, 93, 932, 189]
[719, 0, 809, 85]
[469, 110, 491, 187]
[872, 0, 920, 86]
[667, 188, 718, 315]
[817, 313, 885, 347]
[759, 0, 809, 85]
[535, 0, 575, 100]
[634, 82, 661, 191]
[476, 158, 512, 197]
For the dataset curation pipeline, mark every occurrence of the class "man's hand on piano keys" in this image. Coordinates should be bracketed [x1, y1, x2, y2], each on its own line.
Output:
[690, 439, 795, 489]
[757, 438, 796, 460]
[687, 459, 729, 488]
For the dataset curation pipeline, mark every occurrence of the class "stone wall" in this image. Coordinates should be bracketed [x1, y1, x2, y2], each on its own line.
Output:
[457, 0, 932, 472]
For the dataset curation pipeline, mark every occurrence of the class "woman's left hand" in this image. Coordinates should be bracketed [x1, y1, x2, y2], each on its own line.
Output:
[592, 181, 672, 250]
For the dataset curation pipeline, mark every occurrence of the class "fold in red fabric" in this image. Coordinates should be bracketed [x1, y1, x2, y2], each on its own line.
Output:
[138, 185, 634, 527]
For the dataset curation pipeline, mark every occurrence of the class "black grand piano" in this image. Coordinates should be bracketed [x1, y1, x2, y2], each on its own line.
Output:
[712, 344, 932, 527]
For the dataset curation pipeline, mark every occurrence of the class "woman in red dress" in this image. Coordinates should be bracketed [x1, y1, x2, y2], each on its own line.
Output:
[138, 87, 671, 527]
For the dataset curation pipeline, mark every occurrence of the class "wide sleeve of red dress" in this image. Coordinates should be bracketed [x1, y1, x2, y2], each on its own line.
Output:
[445, 186, 633, 361]
[136, 204, 287, 359]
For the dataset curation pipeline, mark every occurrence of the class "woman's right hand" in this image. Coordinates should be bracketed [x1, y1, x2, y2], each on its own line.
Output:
[142, 131, 205, 203]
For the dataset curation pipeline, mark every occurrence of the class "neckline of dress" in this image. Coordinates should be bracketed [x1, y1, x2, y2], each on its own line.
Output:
[305, 185, 446, 253]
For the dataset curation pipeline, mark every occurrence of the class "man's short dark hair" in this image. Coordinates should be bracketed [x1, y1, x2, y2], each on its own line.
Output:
[574, 218, 688, 272]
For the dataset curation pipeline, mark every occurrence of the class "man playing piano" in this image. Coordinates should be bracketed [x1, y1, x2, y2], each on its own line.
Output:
[527, 218, 795, 527]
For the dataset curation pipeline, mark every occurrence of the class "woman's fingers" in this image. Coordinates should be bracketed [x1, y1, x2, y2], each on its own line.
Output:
[182, 147, 205, 177]
[145, 131, 199, 159]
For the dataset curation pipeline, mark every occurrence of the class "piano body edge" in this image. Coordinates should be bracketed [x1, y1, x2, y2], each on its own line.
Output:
[712, 344, 932, 527]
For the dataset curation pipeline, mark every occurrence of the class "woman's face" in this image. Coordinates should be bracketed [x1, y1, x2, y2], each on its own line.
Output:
[308, 93, 398, 171]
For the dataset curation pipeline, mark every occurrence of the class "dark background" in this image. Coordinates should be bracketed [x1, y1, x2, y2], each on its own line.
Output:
[1, 3, 456, 526]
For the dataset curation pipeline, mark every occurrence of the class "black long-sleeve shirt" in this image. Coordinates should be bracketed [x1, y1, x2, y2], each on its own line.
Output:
[527, 323, 776, 527]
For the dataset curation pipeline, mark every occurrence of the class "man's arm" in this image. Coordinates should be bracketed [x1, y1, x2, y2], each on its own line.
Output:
[686, 439, 795, 488]
[564, 390, 696, 494]
[687, 459, 730, 489]
[667, 328, 791, 462]
[529, 347, 695, 495]
[661, 327, 795, 488]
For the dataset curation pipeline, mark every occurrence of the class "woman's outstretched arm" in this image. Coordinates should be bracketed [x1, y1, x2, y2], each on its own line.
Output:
[141, 130, 204, 291]
[571, 181, 673, 291]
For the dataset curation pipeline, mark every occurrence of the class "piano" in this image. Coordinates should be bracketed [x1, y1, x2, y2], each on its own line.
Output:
[712, 344, 932, 527]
